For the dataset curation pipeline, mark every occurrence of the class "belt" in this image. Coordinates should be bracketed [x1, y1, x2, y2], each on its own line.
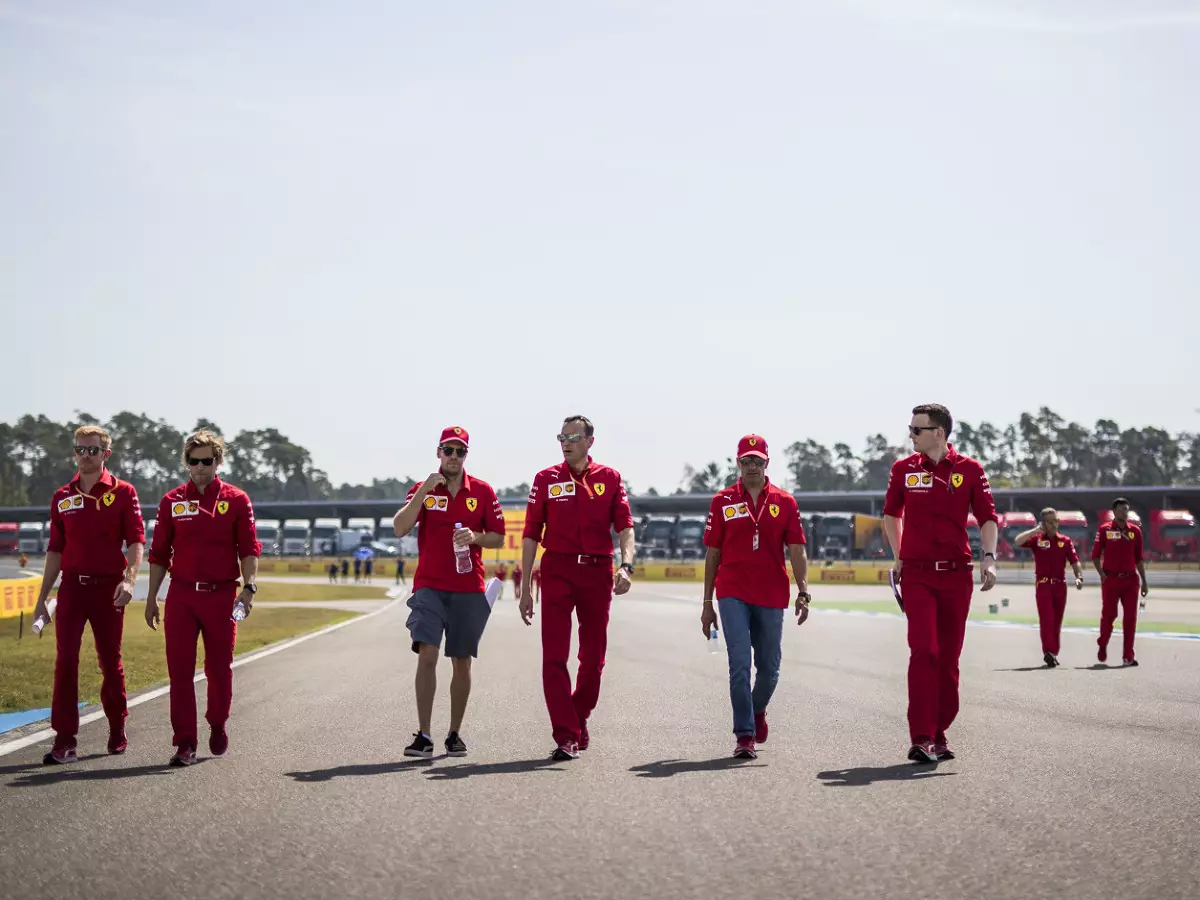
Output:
[902, 560, 973, 572]
[66, 573, 123, 585]
[547, 551, 613, 567]
[1038, 577, 1065, 584]
[1103, 571, 1135, 578]
[173, 579, 240, 592]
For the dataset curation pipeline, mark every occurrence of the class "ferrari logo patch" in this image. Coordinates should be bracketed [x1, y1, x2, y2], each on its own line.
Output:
[102, 492, 115, 507]
[466, 498, 477, 512]
[594, 483, 606, 496]
[951, 473, 964, 488]
[769, 504, 780, 518]
[1057, 541, 1064, 548]
[217, 500, 229, 515]
[1127, 531, 1135, 540]
[748, 438, 757, 446]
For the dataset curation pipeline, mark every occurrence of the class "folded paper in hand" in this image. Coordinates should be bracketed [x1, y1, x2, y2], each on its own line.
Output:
[889, 569, 904, 612]
[485, 577, 503, 609]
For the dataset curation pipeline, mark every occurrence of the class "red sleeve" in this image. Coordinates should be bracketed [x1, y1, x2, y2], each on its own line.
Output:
[1090, 528, 1104, 561]
[122, 484, 146, 546]
[1018, 534, 1035, 548]
[522, 473, 547, 542]
[1134, 527, 1143, 564]
[483, 484, 505, 535]
[46, 493, 66, 554]
[882, 461, 906, 517]
[611, 472, 634, 532]
[404, 483, 426, 528]
[1066, 536, 1079, 565]
[970, 463, 999, 526]
[783, 496, 806, 545]
[235, 493, 261, 559]
[147, 495, 174, 568]
[703, 495, 724, 548]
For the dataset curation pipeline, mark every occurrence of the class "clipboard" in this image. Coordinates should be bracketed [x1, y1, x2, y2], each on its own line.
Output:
[889, 569, 904, 612]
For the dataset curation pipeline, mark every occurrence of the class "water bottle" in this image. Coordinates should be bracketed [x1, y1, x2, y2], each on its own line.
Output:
[231, 600, 248, 622]
[453, 522, 472, 574]
[708, 625, 720, 653]
[32, 597, 55, 636]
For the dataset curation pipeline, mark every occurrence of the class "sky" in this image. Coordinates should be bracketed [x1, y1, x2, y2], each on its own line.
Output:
[2, 0, 1197, 493]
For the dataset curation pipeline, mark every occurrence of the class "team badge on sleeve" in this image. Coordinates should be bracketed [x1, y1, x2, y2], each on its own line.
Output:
[217, 500, 229, 515]
[466, 498, 478, 512]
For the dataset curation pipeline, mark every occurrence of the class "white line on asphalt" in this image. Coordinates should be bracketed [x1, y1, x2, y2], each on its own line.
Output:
[0, 595, 404, 759]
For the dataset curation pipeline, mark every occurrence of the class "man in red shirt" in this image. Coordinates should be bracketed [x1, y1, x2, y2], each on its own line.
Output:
[520, 415, 636, 760]
[494, 561, 508, 601]
[33, 425, 145, 765]
[1091, 497, 1149, 666]
[883, 403, 999, 764]
[393, 426, 505, 758]
[1012, 508, 1084, 668]
[512, 562, 523, 598]
[700, 435, 810, 760]
[145, 430, 261, 767]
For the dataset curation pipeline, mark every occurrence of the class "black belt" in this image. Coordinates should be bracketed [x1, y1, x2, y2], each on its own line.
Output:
[902, 560, 972, 572]
[1104, 571, 1135, 578]
[547, 551, 612, 567]
[173, 579, 240, 591]
[65, 573, 123, 585]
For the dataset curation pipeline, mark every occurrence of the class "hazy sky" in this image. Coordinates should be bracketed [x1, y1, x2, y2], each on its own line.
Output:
[3, 0, 1197, 492]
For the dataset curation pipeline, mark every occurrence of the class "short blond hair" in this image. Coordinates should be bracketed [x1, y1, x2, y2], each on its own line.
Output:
[74, 425, 112, 450]
[182, 429, 225, 464]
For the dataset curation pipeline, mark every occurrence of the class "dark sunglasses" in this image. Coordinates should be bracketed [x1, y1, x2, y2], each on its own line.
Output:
[909, 425, 939, 436]
[738, 456, 765, 466]
[74, 446, 103, 457]
[439, 446, 468, 458]
[187, 457, 215, 467]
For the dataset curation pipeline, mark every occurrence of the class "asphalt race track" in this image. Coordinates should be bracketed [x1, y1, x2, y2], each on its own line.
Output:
[1, 584, 1198, 900]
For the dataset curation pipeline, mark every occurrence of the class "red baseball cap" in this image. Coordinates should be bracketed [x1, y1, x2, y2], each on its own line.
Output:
[737, 434, 768, 460]
[439, 426, 469, 448]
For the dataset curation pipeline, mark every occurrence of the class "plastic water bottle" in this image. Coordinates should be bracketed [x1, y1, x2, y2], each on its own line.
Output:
[32, 597, 55, 636]
[708, 625, 720, 653]
[453, 522, 472, 574]
[231, 600, 248, 622]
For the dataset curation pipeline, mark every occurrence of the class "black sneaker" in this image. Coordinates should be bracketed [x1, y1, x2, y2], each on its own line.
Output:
[1122, 658, 1139, 667]
[551, 741, 580, 761]
[1044, 651, 1058, 668]
[404, 732, 434, 758]
[444, 732, 467, 757]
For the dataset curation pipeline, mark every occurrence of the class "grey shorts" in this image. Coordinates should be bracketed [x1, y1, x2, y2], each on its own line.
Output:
[405, 588, 491, 658]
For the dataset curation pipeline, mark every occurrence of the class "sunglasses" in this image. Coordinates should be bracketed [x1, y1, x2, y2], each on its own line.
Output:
[74, 446, 104, 457]
[738, 456, 765, 466]
[909, 425, 939, 436]
[557, 434, 585, 444]
[439, 446, 468, 458]
[187, 457, 215, 467]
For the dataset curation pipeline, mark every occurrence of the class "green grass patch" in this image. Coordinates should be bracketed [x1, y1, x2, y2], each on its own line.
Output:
[813, 600, 1200, 634]
[0, 606, 359, 713]
[247, 583, 389, 603]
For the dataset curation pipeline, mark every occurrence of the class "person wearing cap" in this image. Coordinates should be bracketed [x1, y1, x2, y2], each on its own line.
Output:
[1091, 497, 1148, 666]
[882, 403, 999, 764]
[393, 426, 506, 758]
[1011, 508, 1083, 668]
[34, 425, 146, 765]
[145, 430, 261, 767]
[494, 561, 508, 601]
[701, 434, 810, 760]
[519, 415, 636, 761]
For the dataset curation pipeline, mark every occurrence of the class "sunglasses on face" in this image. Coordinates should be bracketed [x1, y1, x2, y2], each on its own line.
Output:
[440, 446, 467, 458]
[909, 425, 939, 437]
[187, 457, 215, 467]
[557, 434, 585, 445]
[738, 456, 765, 466]
[74, 446, 103, 457]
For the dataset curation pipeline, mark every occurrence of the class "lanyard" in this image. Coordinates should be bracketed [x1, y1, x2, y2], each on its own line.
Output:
[569, 466, 595, 499]
[741, 484, 767, 551]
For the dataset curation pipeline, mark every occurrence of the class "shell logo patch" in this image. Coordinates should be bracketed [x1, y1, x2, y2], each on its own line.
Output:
[724, 506, 737, 519]
[722, 504, 749, 521]
[769, 504, 780, 518]
[905, 472, 933, 489]
[466, 498, 478, 512]
[550, 485, 563, 497]
[951, 473, 964, 488]
[424, 496, 438, 509]
[58, 498, 72, 512]
[217, 500, 229, 515]
[103, 492, 115, 507]
[1038, 539, 1050, 548]
[1106, 531, 1121, 539]
[594, 483, 605, 496]
[172, 501, 198, 518]
[173, 503, 186, 515]
[548, 482, 574, 499]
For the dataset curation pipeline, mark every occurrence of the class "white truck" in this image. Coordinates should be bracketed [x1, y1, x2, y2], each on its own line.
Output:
[256, 519, 281, 555]
[18, 522, 44, 554]
[310, 518, 342, 557]
[281, 519, 311, 556]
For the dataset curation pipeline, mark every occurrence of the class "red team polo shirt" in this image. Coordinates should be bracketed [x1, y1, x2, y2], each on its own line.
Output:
[47, 468, 145, 577]
[406, 473, 505, 593]
[883, 444, 999, 562]
[1020, 533, 1079, 581]
[522, 458, 635, 556]
[1091, 522, 1143, 574]
[148, 477, 261, 583]
[703, 478, 806, 609]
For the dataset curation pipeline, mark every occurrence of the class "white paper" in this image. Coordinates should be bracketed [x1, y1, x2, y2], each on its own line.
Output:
[485, 577, 503, 609]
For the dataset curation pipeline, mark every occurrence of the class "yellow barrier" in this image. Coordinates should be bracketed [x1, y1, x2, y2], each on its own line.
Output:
[1, 576, 42, 619]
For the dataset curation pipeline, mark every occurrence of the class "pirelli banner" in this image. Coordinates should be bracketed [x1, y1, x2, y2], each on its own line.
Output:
[1, 576, 42, 619]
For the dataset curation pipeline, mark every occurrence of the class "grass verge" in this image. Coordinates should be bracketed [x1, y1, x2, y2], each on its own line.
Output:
[813, 600, 1200, 634]
[241, 583, 389, 602]
[0, 606, 360, 713]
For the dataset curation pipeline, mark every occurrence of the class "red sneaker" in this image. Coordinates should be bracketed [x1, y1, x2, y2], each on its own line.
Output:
[169, 746, 198, 767]
[42, 746, 77, 766]
[209, 727, 229, 757]
[1097, 643, 1107, 663]
[734, 736, 757, 759]
[551, 741, 580, 761]
[907, 741, 938, 763]
[754, 710, 769, 744]
[932, 740, 955, 760]
[578, 721, 589, 751]
[107, 725, 128, 755]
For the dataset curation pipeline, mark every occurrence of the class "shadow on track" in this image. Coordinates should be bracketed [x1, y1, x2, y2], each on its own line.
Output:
[817, 763, 956, 787]
[629, 757, 766, 778]
[6, 760, 205, 788]
[994, 666, 1053, 672]
[1074, 664, 1123, 671]
[284, 759, 432, 782]
[423, 757, 566, 781]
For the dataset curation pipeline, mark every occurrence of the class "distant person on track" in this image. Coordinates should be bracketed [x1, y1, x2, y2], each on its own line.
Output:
[882, 403, 998, 764]
[494, 562, 508, 601]
[392, 426, 505, 759]
[530, 562, 541, 604]
[519, 415, 636, 761]
[701, 434, 810, 760]
[1012, 508, 1083, 668]
[512, 562, 522, 599]
[395, 557, 406, 588]
[353, 556, 362, 584]
[34, 425, 146, 766]
[328, 562, 338, 584]
[1091, 497, 1149, 667]
[145, 430, 261, 767]
[340, 559, 349, 583]
[364, 557, 373, 583]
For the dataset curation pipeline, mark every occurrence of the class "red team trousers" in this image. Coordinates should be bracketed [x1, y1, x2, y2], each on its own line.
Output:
[1099, 574, 1139, 662]
[51, 576, 127, 747]
[1035, 580, 1068, 656]
[539, 553, 613, 745]
[164, 583, 238, 748]
[903, 566, 973, 745]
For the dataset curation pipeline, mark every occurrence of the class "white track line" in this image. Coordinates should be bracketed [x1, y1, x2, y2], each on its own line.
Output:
[0, 595, 403, 759]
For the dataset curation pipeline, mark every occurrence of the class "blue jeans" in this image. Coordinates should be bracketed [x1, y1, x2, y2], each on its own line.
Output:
[717, 597, 784, 737]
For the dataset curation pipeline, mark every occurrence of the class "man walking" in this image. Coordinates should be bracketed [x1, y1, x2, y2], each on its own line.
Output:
[700, 435, 810, 760]
[1091, 497, 1149, 666]
[883, 403, 999, 763]
[393, 427, 505, 757]
[1012, 508, 1083, 667]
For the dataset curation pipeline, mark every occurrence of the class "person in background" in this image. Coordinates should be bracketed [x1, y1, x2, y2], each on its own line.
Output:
[1091, 497, 1149, 667]
[512, 562, 523, 601]
[328, 562, 338, 584]
[1012, 508, 1083, 668]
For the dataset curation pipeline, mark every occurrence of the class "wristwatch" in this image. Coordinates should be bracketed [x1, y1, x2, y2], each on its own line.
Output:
[244, 582, 258, 594]
[619, 563, 634, 575]
[982, 552, 995, 561]
[796, 591, 811, 603]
